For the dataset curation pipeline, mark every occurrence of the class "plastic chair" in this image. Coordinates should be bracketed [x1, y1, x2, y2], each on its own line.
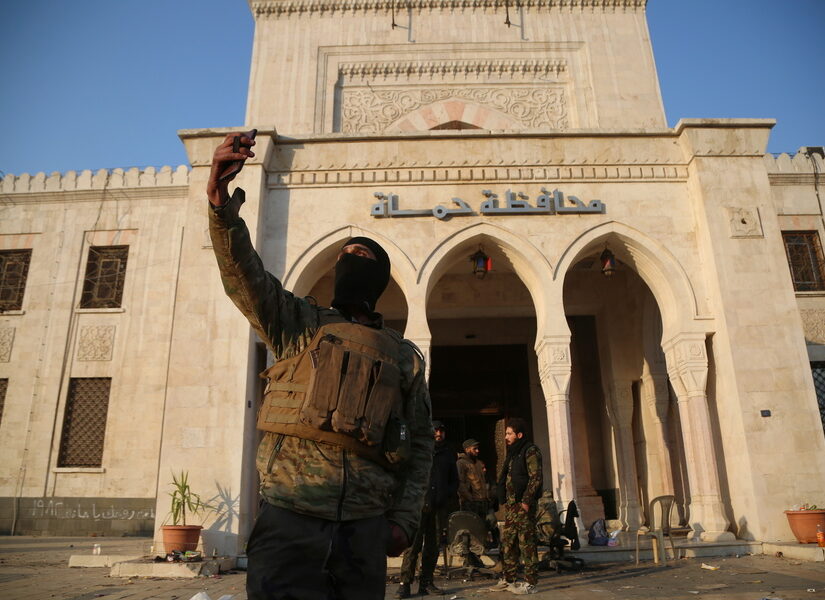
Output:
[635, 495, 678, 566]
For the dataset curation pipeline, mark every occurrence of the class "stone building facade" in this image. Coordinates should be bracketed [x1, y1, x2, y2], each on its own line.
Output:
[1, 0, 824, 555]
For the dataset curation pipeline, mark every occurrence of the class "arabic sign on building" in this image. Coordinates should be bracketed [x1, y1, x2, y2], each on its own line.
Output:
[370, 188, 605, 220]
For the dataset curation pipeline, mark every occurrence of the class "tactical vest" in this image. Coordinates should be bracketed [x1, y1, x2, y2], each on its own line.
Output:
[257, 321, 415, 469]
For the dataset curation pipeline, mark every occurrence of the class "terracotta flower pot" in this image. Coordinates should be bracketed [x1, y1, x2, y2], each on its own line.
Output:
[161, 525, 203, 553]
[784, 510, 825, 544]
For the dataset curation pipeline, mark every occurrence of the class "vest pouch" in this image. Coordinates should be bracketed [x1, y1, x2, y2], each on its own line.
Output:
[382, 413, 411, 465]
[330, 350, 373, 437]
[360, 359, 402, 446]
[300, 334, 346, 430]
[257, 355, 306, 429]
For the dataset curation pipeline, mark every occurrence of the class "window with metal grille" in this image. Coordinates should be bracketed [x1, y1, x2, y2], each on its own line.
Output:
[58, 378, 111, 467]
[80, 246, 129, 309]
[0, 249, 32, 311]
[0, 378, 7, 427]
[783, 231, 825, 292]
[811, 362, 825, 434]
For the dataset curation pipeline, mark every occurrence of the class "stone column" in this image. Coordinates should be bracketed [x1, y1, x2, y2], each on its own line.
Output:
[403, 290, 432, 379]
[605, 379, 644, 530]
[663, 333, 735, 542]
[536, 336, 577, 512]
[640, 363, 675, 499]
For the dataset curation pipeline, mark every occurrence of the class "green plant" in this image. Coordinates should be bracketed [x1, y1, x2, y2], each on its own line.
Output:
[167, 471, 211, 526]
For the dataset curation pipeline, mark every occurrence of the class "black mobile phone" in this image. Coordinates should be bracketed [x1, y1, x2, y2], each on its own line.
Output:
[218, 128, 257, 182]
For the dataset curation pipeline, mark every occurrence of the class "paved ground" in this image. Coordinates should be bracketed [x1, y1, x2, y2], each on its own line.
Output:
[1, 536, 824, 600]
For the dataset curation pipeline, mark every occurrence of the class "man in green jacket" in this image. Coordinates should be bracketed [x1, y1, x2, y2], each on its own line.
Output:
[207, 132, 434, 600]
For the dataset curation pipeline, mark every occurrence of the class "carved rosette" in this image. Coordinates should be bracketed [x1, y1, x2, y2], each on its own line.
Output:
[77, 325, 116, 361]
[341, 86, 568, 134]
[727, 207, 763, 238]
[0, 327, 14, 362]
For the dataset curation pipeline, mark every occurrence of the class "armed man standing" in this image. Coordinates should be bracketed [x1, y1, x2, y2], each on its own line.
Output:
[492, 417, 543, 595]
[207, 132, 434, 600]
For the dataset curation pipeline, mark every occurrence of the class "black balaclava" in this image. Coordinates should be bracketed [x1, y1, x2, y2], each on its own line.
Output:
[332, 236, 390, 314]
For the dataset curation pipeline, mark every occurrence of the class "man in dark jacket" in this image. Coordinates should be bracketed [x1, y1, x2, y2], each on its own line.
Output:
[491, 417, 543, 595]
[207, 133, 434, 600]
[397, 421, 459, 598]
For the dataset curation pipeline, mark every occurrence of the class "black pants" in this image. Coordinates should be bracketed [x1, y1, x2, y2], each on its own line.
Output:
[246, 503, 390, 600]
[399, 507, 444, 586]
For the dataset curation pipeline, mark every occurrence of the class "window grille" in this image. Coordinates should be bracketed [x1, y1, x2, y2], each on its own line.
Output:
[783, 231, 825, 292]
[58, 378, 111, 467]
[0, 249, 32, 311]
[80, 246, 129, 309]
[0, 378, 7, 427]
[811, 362, 825, 434]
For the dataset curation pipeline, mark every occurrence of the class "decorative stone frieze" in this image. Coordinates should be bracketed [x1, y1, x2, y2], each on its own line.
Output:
[800, 309, 825, 345]
[269, 164, 688, 188]
[727, 207, 763, 238]
[341, 86, 568, 133]
[1, 166, 190, 194]
[340, 59, 567, 81]
[0, 327, 14, 362]
[251, 0, 647, 17]
[77, 325, 116, 362]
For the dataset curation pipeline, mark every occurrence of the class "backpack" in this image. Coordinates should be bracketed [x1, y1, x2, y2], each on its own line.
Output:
[587, 518, 609, 546]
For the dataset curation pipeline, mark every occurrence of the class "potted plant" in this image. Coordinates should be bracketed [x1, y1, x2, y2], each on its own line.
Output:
[160, 471, 212, 553]
[784, 503, 825, 544]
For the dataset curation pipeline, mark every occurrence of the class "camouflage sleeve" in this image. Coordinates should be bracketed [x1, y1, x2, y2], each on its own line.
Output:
[524, 446, 543, 508]
[386, 346, 434, 541]
[208, 189, 318, 357]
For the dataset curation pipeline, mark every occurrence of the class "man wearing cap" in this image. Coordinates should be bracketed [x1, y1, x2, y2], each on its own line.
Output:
[397, 421, 458, 598]
[456, 439, 489, 518]
[207, 132, 434, 600]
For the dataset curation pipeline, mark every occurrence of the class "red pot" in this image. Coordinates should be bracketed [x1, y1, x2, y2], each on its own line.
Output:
[161, 525, 203, 553]
[784, 510, 825, 544]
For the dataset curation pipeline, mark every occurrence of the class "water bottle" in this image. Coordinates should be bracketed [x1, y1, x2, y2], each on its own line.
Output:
[817, 523, 825, 548]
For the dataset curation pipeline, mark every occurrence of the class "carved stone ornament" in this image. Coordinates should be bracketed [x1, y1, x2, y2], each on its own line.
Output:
[727, 207, 763, 238]
[0, 327, 14, 362]
[341, 86, 568, 134]
[77, 325, 116, 361]
[800, 309, 825, 345]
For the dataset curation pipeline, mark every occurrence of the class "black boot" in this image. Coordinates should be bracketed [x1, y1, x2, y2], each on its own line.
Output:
[395, 582, 411, 599]
[418, 580, 443, 595]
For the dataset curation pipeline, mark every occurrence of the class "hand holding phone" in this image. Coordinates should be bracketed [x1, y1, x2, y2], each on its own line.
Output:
[218, 128, 257, 182]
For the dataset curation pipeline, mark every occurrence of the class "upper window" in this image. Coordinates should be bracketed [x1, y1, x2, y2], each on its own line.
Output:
[80, 246, 129, 309]
[783, 231, 825, 292]
[0, 249, 32, 311]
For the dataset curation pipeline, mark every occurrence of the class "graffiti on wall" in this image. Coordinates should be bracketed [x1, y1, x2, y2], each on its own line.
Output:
[29, 499, 154, 521]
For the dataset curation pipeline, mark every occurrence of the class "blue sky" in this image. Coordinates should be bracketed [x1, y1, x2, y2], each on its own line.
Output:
[1, 0, 823, 176]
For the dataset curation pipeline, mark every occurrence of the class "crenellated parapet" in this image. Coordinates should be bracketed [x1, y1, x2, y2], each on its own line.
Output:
[1, 165, 190, 194]
[249, 0, 647, 17]
[763, 148, 825, 174]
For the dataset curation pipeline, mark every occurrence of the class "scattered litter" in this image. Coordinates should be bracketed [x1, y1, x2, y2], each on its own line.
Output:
[774, 551, 784, 558]
[747, 580, 764, 584]
[186, 594, 234, 600]
[808, 589, 816, 593]
[700, 563, 720, 571]
[760, 597, 783, 600]
[450, 596, 460, 599]
[688, 592, 699, 595]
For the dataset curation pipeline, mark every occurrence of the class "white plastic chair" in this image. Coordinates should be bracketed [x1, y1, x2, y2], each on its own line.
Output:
[635, 495, 678, 566]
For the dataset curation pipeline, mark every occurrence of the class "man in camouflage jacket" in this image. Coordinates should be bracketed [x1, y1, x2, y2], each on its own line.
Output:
[495, 417, 543, 594]
[207, 132, 434, 600]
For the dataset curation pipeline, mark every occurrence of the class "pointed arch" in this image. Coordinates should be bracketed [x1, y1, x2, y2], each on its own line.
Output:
[282, 225, 418, 300]
[418, 222, 554, 331]
[554, 220, 702, 340]
[386, 98, 521, 132]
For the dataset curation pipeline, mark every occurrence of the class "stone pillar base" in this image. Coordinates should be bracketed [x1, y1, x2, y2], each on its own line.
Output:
[687, 529, 736, 542]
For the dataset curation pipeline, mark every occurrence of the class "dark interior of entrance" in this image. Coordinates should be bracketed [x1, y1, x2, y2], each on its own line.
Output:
[428, 344, 532, 477]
